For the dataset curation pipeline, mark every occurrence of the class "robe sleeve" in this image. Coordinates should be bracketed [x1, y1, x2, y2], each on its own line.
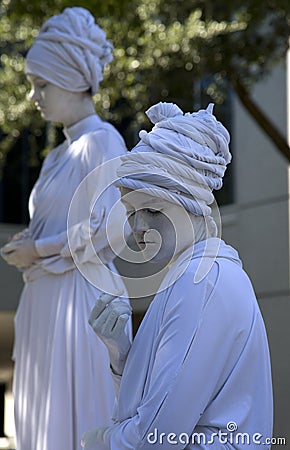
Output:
[34, 128, 128, 265]
[98, 263, 252, 450]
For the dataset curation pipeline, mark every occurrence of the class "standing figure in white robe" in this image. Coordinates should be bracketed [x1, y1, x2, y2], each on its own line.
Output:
[0, 7, 131, 450]
[83, 102, 273, 449]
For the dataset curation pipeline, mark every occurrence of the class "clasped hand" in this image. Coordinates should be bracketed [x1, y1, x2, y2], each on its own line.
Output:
[81, 426, 109, 450]
[88, 293, 132, 376]
[0, 231, 39, 269]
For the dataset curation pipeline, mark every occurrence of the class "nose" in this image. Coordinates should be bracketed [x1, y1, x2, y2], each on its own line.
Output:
[28, 87, 38, 102]
[131, 211, 149, 235]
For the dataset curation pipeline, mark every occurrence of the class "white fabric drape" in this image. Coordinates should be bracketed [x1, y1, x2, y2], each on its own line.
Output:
[117, 102, 231, 218]
[25, 7, 113, 95]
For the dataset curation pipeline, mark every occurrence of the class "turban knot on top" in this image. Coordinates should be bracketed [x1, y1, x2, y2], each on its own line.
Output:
[117, 102, 231, 218]
[25, 7, 113, 95]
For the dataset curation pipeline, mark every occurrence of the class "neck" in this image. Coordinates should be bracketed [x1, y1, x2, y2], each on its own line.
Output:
[61, 93, 96, 127]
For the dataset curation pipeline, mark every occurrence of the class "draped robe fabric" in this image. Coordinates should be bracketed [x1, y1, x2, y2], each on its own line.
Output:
[12, 114, 129, 450]
[95, 240, 273, 449]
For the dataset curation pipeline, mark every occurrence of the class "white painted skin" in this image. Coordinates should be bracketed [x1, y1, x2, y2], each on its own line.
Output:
[120, 187, 201, 265]
[26, 74, 96, 127]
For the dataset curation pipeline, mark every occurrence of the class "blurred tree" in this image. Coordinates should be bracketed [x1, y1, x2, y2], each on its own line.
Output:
[0, 0, 290, 169]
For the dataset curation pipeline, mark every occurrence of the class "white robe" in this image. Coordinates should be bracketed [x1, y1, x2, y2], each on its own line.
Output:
[99, 240, 273, 449]
[13, 115, 129, 450]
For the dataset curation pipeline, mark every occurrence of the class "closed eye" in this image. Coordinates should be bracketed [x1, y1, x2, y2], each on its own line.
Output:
[126, 208, 161, 216]
[37, 82, 47, 89]
[144, 208, 161, 215]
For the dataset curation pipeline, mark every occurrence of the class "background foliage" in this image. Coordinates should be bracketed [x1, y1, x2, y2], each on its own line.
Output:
[0, 0, 289, 221]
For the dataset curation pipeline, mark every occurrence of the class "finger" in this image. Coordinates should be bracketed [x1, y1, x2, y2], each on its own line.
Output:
[15, 263, 29, 269]
[1, 256, 13, 264]
[90, 301, 131, 334]
[99, 303, 132, 334]
[88, 297, 113, 327]
[99, 290, 125, 303]
[0, 248, 9, 259]
[1, 252, 17, 264]
[88, 292, 123, 325]
[1, 243, 18, 254]
[107, 299, 132, 313]
[99, 293, 118, 304]
[89, 302, 118, 331]
[112, 313, 130, 335]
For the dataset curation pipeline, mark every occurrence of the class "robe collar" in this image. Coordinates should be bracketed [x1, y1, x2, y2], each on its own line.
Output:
[63, 114, 103, 144]
[162, 238, 242, 291]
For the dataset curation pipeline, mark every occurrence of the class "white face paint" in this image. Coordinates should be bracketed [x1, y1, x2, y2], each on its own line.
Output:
[27, 74, 93, 126]
[121, 188, 196, 264]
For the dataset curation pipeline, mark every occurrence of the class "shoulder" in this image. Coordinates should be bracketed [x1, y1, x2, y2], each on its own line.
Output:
[165, 254, 257, 327]
[69, 123, 127, 173]
[79, 122, 127, 159]
[160, 261, 218, 324]
[41, 141, 66, 167]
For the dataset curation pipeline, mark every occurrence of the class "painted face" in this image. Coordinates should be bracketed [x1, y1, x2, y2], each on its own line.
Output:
[27, 74, 80, 125]
[121, 188, 195, 264]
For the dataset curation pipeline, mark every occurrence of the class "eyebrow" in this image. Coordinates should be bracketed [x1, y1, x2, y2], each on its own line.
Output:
[28, 75, 47, 84]
[142, 200, 164, 207]
[121, 198, 164, 208]
[35, 77, 47, 83]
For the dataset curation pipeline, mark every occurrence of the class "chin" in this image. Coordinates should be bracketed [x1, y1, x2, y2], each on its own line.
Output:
[40, 111, 49, 120]
[147, 252, 173, 265]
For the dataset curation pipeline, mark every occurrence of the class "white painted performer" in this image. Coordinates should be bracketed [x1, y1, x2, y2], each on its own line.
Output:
[83, 102, 273, 449]
[0, 7, 131, 450]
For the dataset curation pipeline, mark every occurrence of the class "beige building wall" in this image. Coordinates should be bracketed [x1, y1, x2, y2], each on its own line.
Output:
[221, 61, 290, 444]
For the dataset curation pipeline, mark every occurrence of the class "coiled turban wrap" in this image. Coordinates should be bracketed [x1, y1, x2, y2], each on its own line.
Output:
[25, 7, 113, 95]
[116, 102, 232, 219]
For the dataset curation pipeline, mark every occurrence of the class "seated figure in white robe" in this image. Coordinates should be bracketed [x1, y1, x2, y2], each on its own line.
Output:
[0, 7, 131, 450]
[83, 102, 273, 449]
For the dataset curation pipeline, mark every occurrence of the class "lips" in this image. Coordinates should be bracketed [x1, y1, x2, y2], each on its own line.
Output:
[137, 241, 156, 250]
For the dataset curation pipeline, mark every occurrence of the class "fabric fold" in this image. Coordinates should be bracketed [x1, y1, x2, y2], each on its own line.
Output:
[25, 7, 113, 95]
[116, 102, 231, 220]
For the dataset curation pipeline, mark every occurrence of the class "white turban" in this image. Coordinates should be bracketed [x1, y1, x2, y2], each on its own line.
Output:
[116, 102, 231, 218]
[25, 7, 113, 95]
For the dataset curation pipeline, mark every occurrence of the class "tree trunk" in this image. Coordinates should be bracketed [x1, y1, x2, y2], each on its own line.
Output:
[231, 78, 290, 163]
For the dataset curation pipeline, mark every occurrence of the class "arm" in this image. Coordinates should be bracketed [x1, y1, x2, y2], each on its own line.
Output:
[84, 265, 248, 450]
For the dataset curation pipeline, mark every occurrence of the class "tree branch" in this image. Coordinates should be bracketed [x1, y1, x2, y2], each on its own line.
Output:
[231, 77, 290, 163]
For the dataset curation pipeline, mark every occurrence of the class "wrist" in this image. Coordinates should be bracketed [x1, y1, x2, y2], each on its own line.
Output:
[32, 240, 40, 257]
[35, 237, 63, 257]
[108, 347, 129, 376]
